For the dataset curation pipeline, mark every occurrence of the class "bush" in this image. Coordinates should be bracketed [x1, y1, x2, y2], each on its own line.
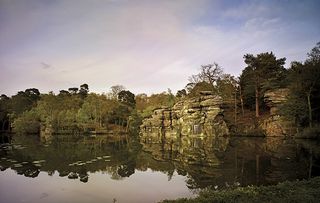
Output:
[160, 177, 320, 203]
[13, 110, 40, 134]
[296, 125, 320, 139]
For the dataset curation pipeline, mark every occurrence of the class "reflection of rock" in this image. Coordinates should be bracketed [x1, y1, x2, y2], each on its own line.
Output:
[140, 92, 229, 142]
[143, 136, 229, 168]
[0, 165, 6, 171]
[80, 174, 89, 183]
[59, 171, 69, 177]
[68, 172, 78, 179]
[140, 92, 230, 170]
[117, 163, 135, 177]
[262, 88, 296, 136]
[24, 168, 40, 177]
[40, 124, 53, 143]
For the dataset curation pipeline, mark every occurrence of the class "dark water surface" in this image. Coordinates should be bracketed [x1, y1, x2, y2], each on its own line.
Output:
[0, 134, 319, 203]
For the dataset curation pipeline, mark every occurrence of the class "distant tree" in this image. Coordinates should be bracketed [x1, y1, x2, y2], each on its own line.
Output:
[240, 52, 286, 117]
[118, 90, 135, 109]
[10, 88, 41, 116]
[110, 85, 125, 99]
[35, 92, 82, 130]
[166, 88, 175, 107]
[59, 90, 70, 96]
[176, 89, 187, 98]
[187, 81, 213, 97]
[217, 74, 237, 102]
[135, 93, 148, 112]
[187, 63, 223, 95]
[0, 94, 9, 100]
[189, 63, 222, 87]
[0, 94, 11, 131]
[25, 88, 40, 100]
[68, 87, 79, 94]
[79, 84, 89, 98]
[136, 91, 177, 118]
[282, 43, 320, 127]
[12, 109, 40, 134]
[77, 93, 116, 127]
[307, 42, 320, 63]
[217, 74, 239, 123]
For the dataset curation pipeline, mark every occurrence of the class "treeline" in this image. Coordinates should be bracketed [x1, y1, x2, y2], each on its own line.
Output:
[0, 42, 319, 135]
[171, 42, 320, 131]
[0, 85, 138, 134]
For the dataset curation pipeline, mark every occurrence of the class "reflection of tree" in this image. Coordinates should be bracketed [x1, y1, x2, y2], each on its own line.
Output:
[1, 135, 317, 189]
[0, 135, 141, 182]
[105, 166, 124, 180]
[117, 162, 135, 177]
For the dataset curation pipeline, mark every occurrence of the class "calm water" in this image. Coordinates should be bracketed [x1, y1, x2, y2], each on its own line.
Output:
[0, 134, 319, 203]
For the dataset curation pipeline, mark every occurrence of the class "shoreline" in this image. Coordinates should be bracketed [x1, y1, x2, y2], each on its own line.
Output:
[160, 177, 320, 203]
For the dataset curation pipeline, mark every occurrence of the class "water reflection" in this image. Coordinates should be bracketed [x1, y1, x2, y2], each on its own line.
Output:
[140, 135, 320, 188]
[0, 135, 139, 183]
[0, 134, 320, 202]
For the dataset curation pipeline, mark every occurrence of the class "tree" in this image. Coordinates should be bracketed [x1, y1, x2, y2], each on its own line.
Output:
[307, 42, 320, 63]
[137, 92, 177, 118]
[59, 90, 70, 96]
[186, 81, 213, 97]
[68, 87, 79, 95]
[34, 92, 82, 130]
[25, 88, 40, 101]
[282, 43, 320, 127]
[241, 52, 286, 117]
[110, 85, 125, 99]
[118, 90, 135, 109]
[176, 89, 187, 98]
[13, 109, 40, 134]
[79, 84, 89, 98]
[78, 93, 116, 128]
[135, 93, 148, 112]
[188, 63, 222, 93]
[10, 88, 41, 116]
[0, 94, 10, 131]
[166, 88, 176, 107]
[216, 74, 238, 123]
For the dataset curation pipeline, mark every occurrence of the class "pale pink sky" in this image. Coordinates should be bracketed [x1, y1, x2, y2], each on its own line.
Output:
[0, 0, 319, 96]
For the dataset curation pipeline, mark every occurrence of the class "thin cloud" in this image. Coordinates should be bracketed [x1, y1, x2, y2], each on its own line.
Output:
[40, 62, 52, 69]
[0, 0, 319, 96]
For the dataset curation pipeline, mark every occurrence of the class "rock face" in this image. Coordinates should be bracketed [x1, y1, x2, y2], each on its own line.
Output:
[264, 88, 289, 116]
[262, 88, 295, 136]
[140, 91, 229, 144]
[140, 91, 229, 168]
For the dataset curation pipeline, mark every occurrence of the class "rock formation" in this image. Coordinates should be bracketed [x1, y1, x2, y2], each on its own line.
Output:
[140, 91, 229, 142]
[262, 88, 296, 136]
[264, 88, 289, 116]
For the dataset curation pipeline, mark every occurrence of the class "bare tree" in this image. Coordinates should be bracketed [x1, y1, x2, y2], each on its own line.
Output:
[109, 85, 125, 99]
[199, 63, 223, 87]
[187, 62, 223, 93]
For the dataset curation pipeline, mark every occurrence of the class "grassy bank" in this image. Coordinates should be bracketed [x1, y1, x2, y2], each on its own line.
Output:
[160, 177, 320, 203]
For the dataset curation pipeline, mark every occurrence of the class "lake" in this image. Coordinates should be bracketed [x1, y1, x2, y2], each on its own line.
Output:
[0, 134, 319, 203]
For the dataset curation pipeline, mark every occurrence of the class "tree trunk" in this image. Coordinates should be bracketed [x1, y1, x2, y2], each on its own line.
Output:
[234, 90, 237, 124]
[239, 85, 244, 116]
[255, 85, 260, 117]
[307, 92, 312, 128]
[126, 118, 129, 132]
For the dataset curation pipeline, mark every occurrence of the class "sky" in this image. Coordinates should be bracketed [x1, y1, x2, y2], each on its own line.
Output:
[0, 0, 319, 96]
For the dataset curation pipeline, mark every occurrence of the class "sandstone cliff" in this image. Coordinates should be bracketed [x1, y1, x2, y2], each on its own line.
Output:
[262, 88, 296, 137]
[140, 91, 229, 143]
